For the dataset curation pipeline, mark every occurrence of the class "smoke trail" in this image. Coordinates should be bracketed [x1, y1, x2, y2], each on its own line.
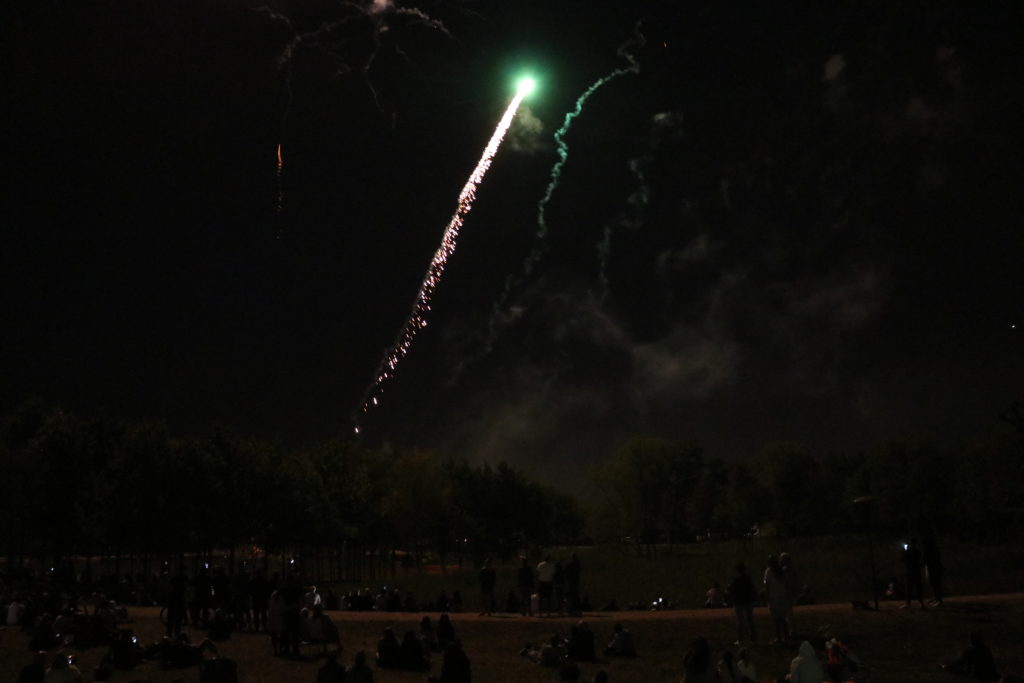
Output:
[597, 110, 683, 300]
[597, 154, 650, 300]
[353, 90, 529, 432]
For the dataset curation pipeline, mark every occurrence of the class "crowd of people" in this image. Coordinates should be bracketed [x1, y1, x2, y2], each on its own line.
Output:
[695, 552, 807, 647]
[3, 551, 1021, 683]
[506, 553, 585, 617]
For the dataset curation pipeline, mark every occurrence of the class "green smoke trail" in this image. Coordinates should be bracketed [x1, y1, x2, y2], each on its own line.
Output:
[530, 64, 640, 275]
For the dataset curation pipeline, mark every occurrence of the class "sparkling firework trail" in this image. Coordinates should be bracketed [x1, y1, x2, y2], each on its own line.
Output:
[354, 88, 529, 430]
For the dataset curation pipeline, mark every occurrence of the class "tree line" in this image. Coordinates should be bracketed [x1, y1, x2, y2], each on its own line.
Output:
[589, 431, 1024, 552]
[2, 400, 1021, 574]
[0, 400, 582, 576]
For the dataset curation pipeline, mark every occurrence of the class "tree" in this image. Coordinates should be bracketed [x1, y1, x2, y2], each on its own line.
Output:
[590, 436, 700, 553]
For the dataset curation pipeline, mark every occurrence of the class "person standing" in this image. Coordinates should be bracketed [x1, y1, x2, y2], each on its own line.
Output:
[763, 555, 791, 644]
[536, 557, 556, 616]
[249, 569, 271, 632]
[192, 566, 213, 627]
[516, 558, 535, 616]
[779, 553, 799, 636]
[728, 563, 757, 645]
[565, 553, 582, 616]
[478, 558, 497, 616]
[553, 562, 567, 616]
[903, 539, 926, 609]
[922, 534, 944, 606]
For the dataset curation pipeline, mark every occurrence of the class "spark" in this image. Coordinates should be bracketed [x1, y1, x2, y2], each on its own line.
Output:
[354, 89, 529, 428]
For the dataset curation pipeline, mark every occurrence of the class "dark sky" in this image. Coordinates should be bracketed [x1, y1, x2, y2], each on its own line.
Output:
[5, 0, 1022, 480]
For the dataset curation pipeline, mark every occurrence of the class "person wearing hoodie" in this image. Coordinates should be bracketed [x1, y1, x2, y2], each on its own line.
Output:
[787, 641, 825, 683]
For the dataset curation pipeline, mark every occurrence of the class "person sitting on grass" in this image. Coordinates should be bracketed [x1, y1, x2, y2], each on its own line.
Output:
[400, 630, 430, 671]
[438, 613, 457, 650]
[99, 629, 144, 672]
[6, 593, 27, 626]
[419, 615, 441, 655]
[522, 635, 567, 667]
[428, 640, 472, 683]
[29, 613, 59, 651]
[159, 632, 219, 669]
[207, 608, 236, 641]
[942, 632, 1001, 680]
[785, 641, 825, 683]
[717, 651, 743, 683]
[347, 651, 374, 683]
[317, 649, 346, 683]
[375, 628, 401, 669]
[303, 604, 340, 654]
[681, 637, 713, 683]
[44, 652, 83, 683]
[567, 620, 596, 662]
[557, 661, 581, 681]
[604, 623, 636, 657]
[51, 609, 76, 642]
[16, 651, 47, 683]
[736, 648, 756, 683]
[704, 582, 726, 608]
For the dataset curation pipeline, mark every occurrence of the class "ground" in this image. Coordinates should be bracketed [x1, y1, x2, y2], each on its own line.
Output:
[3, 594, 1023, 682]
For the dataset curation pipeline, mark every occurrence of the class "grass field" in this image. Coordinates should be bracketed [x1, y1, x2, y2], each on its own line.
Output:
[3, 595, 1024, 682]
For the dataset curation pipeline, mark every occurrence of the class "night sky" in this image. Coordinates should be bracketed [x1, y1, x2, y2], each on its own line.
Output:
[5, 1, 1022, 481]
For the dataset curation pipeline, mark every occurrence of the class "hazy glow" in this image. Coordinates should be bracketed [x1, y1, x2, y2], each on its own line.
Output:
[355, 90, 527, 429]
[517, 77, 537, 96]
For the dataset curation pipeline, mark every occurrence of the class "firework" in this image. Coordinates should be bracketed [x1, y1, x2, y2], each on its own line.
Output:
[354, 83, 532, 429]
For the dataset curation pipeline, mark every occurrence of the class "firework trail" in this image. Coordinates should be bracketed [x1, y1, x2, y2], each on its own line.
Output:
[464, 24, 646, 373]
[353, 88, 530, 432]
[258, 1, 451, 222]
